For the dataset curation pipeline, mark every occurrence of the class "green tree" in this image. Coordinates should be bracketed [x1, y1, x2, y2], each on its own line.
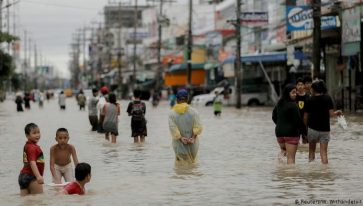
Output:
[0, 32, 19, 90]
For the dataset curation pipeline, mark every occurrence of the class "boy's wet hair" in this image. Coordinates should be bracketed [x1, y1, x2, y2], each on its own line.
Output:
[75, 163, 91, 181]
[56, 128, 68, 135]
[311, 80, 327, 94]
[108, 93, 117, 104]
[296, 77, 304, 85]
[133, 89, 141, 98]
[92, 88, 98, 93]
[303, 76, 312, 84]
[24, 123, 39, 135]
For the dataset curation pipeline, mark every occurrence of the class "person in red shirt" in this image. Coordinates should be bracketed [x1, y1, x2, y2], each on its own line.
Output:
[18, 123, 45, 196]
[62, 163, 91, 195]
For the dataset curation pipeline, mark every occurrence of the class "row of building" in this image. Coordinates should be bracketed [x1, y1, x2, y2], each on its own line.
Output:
[71, 0, 363, 111]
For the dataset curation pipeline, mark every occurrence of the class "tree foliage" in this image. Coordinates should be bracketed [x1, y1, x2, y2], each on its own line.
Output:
[0, 32, 19, 43]
[0, 32, 18, 81]
[0, 50, 14, 77]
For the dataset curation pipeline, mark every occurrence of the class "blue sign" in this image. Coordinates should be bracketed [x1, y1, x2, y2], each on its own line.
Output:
[286, 6, 337, 31]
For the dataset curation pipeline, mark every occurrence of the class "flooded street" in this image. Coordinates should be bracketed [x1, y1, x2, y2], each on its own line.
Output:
[1, 98, 363, 205]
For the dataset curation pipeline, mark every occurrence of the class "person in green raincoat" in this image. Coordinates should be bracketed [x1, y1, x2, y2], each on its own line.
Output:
[168, 89, 203, 163]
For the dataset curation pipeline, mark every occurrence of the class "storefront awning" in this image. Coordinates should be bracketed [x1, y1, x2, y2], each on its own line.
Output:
[221, 51, 308, 65]
[168, 63, 206, 73]
[204, 63, 219, 70]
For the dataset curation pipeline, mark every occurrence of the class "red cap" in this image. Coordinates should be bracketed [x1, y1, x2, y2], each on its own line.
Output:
[100, 86, 109, 94]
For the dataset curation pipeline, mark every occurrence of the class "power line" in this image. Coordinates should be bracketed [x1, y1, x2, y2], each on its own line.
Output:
[21, 0, 99, 11]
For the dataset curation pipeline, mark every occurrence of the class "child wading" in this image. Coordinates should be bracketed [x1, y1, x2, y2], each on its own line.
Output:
[127, 90, 147, 143]
[62, 163, 91, 195]
[213, 91, 223, 117]
[88, 88, 99, 131]
[50, 128, 79, 184]
[18, 123, 45, 196]
[295, 77, 310, 144]
[103, 93, 120, 143]
[304, 80, 342, 164]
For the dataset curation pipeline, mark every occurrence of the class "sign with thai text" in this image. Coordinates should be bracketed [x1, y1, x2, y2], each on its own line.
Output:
[286, 6, 337, 31]
[240, 12, 268, 26]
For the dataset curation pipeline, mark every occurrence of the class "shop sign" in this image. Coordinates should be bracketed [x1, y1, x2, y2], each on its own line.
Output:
[342, 7, 361, 44]
[240, 12, 268, 26]
[286, 6, 337, 31]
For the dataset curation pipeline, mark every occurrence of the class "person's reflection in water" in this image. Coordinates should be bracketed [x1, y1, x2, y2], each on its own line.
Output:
[271, 163, 336, 200]
[173, 162, 203, 178]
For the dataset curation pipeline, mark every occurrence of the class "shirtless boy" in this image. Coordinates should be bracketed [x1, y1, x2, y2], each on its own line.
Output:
[50, 128, 79, 184]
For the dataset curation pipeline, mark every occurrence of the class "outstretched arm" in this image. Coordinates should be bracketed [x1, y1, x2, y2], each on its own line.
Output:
[50, 147, 57, 182]
[329, 109, 342, 118]
[70, 145, 79, 166]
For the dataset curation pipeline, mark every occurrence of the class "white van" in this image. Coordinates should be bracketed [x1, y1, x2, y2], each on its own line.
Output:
[191, 86, 268, 106]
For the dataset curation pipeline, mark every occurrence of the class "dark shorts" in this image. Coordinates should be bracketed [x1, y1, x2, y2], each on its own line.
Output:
[214, 111, 221, 116]
[277, 137, 300, 145]
[89, 115, 98, 131]
[131, 118, 147, 137]
[18, 173, 36, 189]
[60, 105, 66, 110]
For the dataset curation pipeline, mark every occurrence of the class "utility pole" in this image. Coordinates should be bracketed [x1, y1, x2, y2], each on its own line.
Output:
[118, 2, 123, 99]
[0, 0, 3, 33]
[23, 30, 27, 91]
[34, 43, 37, 72]
[133, 0, 138, 90]
[6, 0, 10, 52]
[83, 27, 87, 77]
[34, 43, 37, 88]
[186, 0, 193, 88]
[312, 0, 321, 79]
[235, 0, 242, 109]
[148, 0, 175, 92]
[28, 37, 32, 70]
[156, 0, 163, 92]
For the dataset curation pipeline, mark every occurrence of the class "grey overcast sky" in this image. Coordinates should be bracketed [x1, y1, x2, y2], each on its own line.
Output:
[17, 0, 189, 78]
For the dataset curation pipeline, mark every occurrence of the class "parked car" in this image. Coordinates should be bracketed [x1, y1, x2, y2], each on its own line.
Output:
[191, 86, 268, 106]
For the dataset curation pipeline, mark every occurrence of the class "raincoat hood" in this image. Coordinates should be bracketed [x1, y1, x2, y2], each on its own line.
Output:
[172, 103, 189, 114]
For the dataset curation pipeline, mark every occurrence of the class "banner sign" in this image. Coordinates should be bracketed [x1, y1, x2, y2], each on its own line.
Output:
[342, 7, 361, 44]
[240, 12, 268, 26]
[286, 6, 337, 31]
[128, 32, 149, 39]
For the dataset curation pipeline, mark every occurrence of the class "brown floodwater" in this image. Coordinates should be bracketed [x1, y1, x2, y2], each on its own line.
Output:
[0, 98, 362, 205]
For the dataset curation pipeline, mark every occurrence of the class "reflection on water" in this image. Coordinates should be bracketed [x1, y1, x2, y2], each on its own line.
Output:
[0, 99, 362, 205]
[173, 162, 203, 178]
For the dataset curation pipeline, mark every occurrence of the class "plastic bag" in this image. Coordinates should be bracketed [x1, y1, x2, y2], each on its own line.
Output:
[337, 115, 348, 129]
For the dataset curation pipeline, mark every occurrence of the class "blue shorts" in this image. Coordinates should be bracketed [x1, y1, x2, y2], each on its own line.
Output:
[18, 173, 36, 189]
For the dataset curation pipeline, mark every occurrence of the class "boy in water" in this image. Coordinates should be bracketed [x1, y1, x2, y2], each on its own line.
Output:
[88, 88, 99, 131]
[303, 76, 312, 96]
[50, 128, 79, 184]
[62, 163, 91, 195]
[213, 91, 223, 117]
[296, 78, 309, 144]
[127, 90, 147, 143]
[18, 123, 45, 196]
